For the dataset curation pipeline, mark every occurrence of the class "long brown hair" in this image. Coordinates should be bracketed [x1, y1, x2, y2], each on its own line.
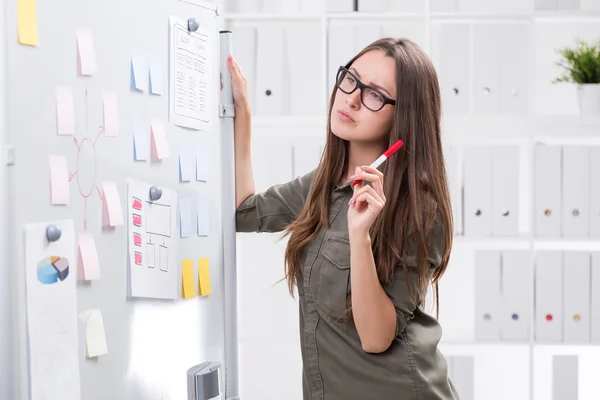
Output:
[283, 38, 453, 317]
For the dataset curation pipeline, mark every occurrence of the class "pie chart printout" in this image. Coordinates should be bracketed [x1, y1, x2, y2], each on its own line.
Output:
[37, 256, 70, 284]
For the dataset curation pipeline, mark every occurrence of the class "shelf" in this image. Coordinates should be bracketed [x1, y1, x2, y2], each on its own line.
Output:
[221, 13, 322, 21]
[441, 115, 600, 138]
[326, 12, 425, 20]
[248, 115, 600, 139]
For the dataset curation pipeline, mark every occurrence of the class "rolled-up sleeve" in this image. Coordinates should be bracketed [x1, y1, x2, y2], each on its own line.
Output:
[384, 216, 446, 336]
[236, 169, 315, 233]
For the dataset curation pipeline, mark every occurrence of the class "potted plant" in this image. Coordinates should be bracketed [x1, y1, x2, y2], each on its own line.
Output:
[553, 38, 600, 115]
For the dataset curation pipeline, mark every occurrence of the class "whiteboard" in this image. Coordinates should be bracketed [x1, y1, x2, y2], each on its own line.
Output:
[4, 0, 232, 399]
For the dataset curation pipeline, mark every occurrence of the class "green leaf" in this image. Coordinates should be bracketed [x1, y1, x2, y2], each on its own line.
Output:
[553, 38, 600, 84]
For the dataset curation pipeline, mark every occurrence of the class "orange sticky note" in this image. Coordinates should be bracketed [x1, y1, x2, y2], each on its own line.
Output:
[78, 233, 101, 280]
[150, 118, 170, 160]
[76, 29, 97, 76]
[102, 92, 119, 137]
[17, 0, 39, 46]
[48, 155, 70, 205]
[101, 182, 124, 227]
[198, 258, 211, 296]
[182, 260, 195, 299]
[56, 87, 75, 136]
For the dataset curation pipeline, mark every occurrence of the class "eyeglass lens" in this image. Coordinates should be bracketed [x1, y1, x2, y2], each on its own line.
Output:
[336, 69, 386, 111]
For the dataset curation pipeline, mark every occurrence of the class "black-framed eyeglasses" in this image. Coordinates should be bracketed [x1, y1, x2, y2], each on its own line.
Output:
[335, 66, 396, 112]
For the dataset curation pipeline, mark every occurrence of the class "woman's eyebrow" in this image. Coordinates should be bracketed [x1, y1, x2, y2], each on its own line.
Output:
[349, 67, 392, 97]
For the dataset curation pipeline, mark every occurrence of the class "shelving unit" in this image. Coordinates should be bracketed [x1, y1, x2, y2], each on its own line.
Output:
[220, 1, 600, 399]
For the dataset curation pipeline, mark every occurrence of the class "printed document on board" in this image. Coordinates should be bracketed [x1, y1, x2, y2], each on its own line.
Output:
[127, 178, 178, 299]
[168, 16, 214, 131]
[24, 219, 81, 400]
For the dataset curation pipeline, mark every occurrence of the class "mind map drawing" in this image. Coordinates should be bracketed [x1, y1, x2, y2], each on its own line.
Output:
[66, 87, 105, 230]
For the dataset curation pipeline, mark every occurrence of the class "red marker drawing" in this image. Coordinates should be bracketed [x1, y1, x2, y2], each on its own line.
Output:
[352, 139, 404, 187]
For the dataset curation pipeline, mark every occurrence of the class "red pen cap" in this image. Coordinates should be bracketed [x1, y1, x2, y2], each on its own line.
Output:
[383, 140, 404, 158]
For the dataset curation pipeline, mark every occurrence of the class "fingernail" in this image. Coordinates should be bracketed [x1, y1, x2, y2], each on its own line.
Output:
[349, 175, 356, 180]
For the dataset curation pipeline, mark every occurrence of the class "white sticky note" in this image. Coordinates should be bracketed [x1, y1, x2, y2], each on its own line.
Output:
[102, 92, 119, 137]
[78, 233, 100, 280]
[179, 197, 193, 238]
[102, 182, 124, 227]
[49, 155, 70, 205]
[197, 196, 209, 237]
[149, 63, 163, 95]
[133, 118, 148, 161]
[196, 149, 209, 182]
[79, 309, 108, 358]
[76, 29, 97, 76]
[179, 150, 193, 182]
[130, 55, 147, 92]
[150, 118, 170, 160]
[55, 87, 74, 136]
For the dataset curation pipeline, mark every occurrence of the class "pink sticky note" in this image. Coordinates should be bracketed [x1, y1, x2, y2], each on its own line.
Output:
[101, 181, 124, 227]
[78, 233, 101, 280]
[56, 87, 74, 136]
[150, 118, 170, 160]
[48, 155, 70, 205]
[102, 92, 119, 137]
[77, 29, 97, 76]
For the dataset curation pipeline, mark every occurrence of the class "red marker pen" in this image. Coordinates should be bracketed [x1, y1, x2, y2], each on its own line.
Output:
[352, 139, 404, 187]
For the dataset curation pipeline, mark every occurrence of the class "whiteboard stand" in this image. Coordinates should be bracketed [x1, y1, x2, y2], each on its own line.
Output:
[218, 30, 241, 400]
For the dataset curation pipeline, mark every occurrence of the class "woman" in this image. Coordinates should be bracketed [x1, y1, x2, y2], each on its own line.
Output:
[229, 37, 458, 400]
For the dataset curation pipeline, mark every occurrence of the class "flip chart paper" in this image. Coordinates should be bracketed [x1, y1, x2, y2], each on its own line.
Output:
[196, 149, 209, 182]
[102, 182, 124, 227]
[79, 309, 108, 358]
[133, 118, 148, 161]
[168, 16, 214, 131]
[76, 29, 97, 76]
[179, 197, 193, 238]
[17, 0, 39, 46]
[197, 196, 209, 237]
[150, 118, 170, 160]
[130, 55, 147, 92]
[78, 233, 101, 280]
[102, 92, 119, 137]
[24, 220, 81, 400]
[179, 150, 193, 182]
[127, 178, 178, 299]
[56, 87, 75, 136]
[150, 63, 163, 95]
[182, 260, 195, 298]
[198, 258, 211, 296]
[49, 155, 70, 205]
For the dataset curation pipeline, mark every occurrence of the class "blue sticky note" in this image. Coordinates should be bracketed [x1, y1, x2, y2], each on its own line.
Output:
[196, 149, 209, 182]
[179, 197, 193, 238]
[179, 150, 193, 182]
[130, 56, 146, 92]
[197, 196, 209, 237]
[149, 63, 163, 96]
[133, 118, 148, 161]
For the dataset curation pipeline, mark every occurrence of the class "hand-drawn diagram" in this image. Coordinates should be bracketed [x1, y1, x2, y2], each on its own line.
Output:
[127, 179, 177, 299]
[67, 87, 105, 231]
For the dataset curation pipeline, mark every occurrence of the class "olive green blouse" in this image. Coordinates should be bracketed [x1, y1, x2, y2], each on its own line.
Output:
[236, 169, 460, 400]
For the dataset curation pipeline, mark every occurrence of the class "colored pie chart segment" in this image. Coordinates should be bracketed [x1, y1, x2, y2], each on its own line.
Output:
[37, 256, 69, 284]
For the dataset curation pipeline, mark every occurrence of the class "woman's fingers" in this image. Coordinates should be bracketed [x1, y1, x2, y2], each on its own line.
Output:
[353, 167, 385, 201]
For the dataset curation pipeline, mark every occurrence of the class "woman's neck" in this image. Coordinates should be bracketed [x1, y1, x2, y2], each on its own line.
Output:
[343, 140, 386, 184]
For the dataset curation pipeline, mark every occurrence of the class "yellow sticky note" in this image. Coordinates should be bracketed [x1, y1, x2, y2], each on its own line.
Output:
[78, 309, 108, 358]
[198, 258, 211, 296]
[17, 0, 39, 46]
[182, 260, 195, 299]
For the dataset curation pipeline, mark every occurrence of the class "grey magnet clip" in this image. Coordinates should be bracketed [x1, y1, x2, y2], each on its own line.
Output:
[46, 224, 62, 242]
[149, 185, 162, 201]
[188, 18, 199, 32]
